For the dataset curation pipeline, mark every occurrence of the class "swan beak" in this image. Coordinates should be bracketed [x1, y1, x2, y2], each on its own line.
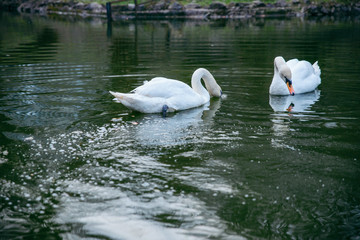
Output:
[285, 78, 295, 96]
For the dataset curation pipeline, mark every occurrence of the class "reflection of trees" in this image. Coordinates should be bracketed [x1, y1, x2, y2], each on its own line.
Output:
[36, 27, 58, 45]
[107, 18, 360, 80]
[0, 23, 60, 131]
[0, 27, 59, 65]
[0, 15, 110, 133]
[109, 23, 138, 75]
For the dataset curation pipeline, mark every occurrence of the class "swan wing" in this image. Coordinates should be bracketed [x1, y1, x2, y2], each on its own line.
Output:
[166, 92, 205, 110]
[286, 58, 299, 69]
[110, 91, 166, 113]
[291, 61, 321, 93]
[291, 60, 315, 79]
[134, 77, 195, 99]
[312, 61, 321, 77]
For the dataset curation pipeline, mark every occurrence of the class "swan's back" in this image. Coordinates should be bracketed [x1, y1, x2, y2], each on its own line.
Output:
[291, 60, 315, 80]
[134, 77, 195, 99]
[288, 59, 321, 94]
[287, 59, 321, 80]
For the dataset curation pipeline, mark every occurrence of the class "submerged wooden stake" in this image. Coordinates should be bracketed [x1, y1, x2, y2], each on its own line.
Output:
[106, 2, 112, 22]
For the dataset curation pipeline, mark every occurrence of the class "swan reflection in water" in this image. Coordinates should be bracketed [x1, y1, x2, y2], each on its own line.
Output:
[126, 98, 222, 147]
[269, 90, 320, 148]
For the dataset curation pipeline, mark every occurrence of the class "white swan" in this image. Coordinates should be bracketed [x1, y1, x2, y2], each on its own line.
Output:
[269, 56, 321, 95]
[109, 68, 222, 115]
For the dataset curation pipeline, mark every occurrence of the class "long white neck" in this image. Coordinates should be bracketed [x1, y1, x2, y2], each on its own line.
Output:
[191, 68, 220, 101]
[191, 68, 212, 101]
[272, 57, 283, 84]
[274, 56, 286, 75]
[270, 57, 288, 95]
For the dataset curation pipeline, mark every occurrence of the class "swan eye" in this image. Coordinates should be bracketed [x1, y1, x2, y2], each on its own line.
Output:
[285, 77, 292, 86]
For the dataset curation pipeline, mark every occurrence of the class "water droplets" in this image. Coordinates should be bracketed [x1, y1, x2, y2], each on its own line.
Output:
[0, 147, 9, 164]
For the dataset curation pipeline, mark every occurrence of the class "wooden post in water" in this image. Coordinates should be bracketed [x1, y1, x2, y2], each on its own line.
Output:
[106, 0, 138, 21]
[134, 0, 138, 17]
[106, 2, 112, 22]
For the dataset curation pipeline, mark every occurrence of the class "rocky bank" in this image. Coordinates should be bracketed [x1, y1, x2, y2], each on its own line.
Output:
[1, 0, 360, 20]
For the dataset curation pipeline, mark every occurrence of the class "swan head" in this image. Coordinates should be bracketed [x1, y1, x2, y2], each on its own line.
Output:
[206, 81, 222, 97]
[274, 57, 295, 96]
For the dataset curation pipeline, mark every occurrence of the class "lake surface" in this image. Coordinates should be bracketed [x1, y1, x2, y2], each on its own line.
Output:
[1, 12, 360, 239]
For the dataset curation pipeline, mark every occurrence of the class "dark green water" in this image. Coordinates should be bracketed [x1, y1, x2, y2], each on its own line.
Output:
[1, 12, 360, 239]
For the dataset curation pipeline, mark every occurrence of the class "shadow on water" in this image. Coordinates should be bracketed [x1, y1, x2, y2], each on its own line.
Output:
[0, 26, 59, 65]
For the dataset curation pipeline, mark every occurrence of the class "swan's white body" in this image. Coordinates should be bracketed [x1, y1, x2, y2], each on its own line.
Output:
[110, 68, 221, 113]
[270, 56, 321, 95]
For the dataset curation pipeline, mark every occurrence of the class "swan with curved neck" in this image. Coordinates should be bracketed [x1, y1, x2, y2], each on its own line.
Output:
[270, 56, 321, 96]
[110, 68, 222, 116]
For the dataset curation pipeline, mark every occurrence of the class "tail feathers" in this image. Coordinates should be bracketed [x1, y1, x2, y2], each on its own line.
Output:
[109, 91, 140, 111]
[313, 61, 321, 77]
[109, 91, 124, 100]
[109, 91, 164, 113]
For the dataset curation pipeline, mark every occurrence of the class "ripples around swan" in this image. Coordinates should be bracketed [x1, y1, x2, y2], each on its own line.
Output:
[9, 100, 245, 240]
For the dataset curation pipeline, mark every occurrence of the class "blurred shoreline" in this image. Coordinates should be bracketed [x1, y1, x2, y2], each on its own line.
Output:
[1, 0, 360, 20]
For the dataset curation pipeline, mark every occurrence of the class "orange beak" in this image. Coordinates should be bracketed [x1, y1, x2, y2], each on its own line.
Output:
[286, 81, 295, 96]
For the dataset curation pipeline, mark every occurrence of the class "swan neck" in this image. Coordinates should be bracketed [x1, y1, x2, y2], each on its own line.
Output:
[274, 56, 286, 74]
[191, 68, 213, 100]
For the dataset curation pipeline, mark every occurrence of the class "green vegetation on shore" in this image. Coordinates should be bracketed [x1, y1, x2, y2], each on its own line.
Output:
[77, 0, 357, 5]
[5, 0, 359, 19]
